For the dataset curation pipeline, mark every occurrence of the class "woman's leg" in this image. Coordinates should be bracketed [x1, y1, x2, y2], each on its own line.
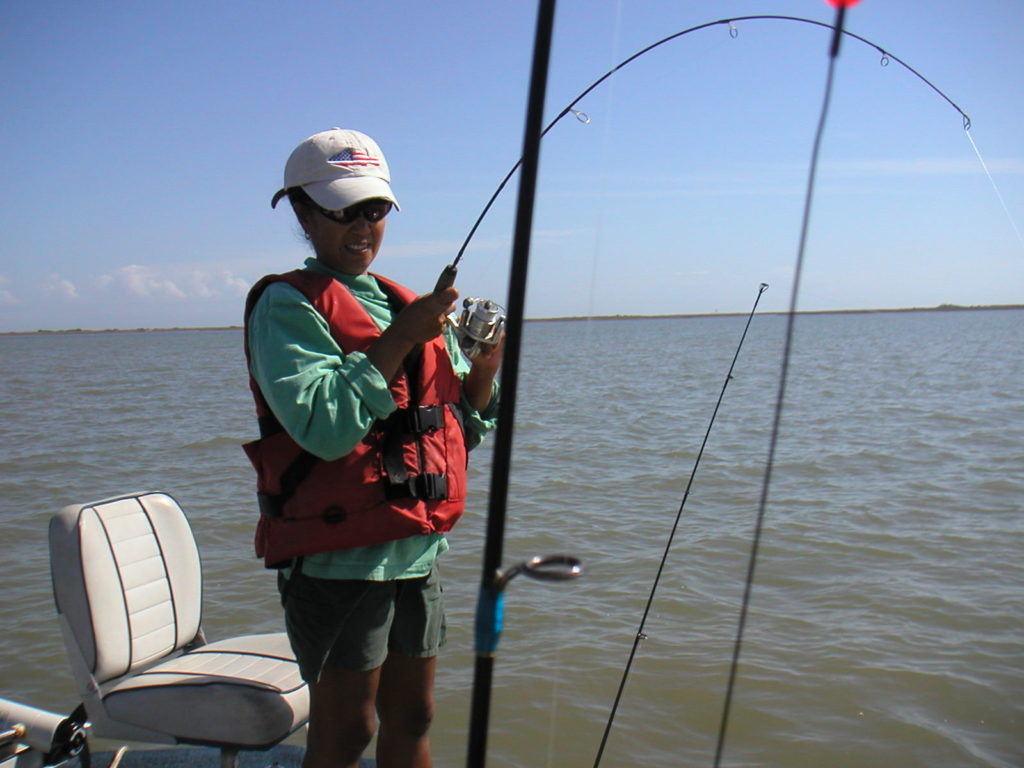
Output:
[303, 663, 381, 768]
[375, 653, 437, 768]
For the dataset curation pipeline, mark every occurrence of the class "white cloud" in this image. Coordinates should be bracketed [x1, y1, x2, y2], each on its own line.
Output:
[183, 271, 219, 299]
[0, 276, 17, 306]
[44, 273, 79, 299]
[180, 267, 253, 298]
[220, 270, 252, 296]
[98, 264, 186, 298]
[94, 263, 253, 301]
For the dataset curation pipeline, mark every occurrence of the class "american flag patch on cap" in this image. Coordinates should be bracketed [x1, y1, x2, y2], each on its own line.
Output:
[328, 148, 381, 167]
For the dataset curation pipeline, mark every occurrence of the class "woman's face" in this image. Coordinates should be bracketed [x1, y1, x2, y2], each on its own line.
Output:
[300, 200, 389, 275]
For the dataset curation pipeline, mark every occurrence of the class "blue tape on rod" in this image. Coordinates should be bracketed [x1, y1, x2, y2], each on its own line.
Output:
[473, 587, 505, 656]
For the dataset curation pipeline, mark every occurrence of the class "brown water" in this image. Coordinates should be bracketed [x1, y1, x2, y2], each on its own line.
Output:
[1, 310, 1021, 767]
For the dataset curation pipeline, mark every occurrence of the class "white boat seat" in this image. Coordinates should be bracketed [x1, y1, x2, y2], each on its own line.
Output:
[49, 491, 309, 762]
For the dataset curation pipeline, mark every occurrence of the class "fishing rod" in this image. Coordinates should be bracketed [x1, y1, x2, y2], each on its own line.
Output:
[464, 3, 583, 768]
[592, 281, 768, 768]
[438, 12, 971, 361]
[439, 13, 971, 280]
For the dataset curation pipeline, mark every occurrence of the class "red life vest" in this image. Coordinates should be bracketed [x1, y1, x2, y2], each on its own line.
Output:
[243, 269, 468, 568]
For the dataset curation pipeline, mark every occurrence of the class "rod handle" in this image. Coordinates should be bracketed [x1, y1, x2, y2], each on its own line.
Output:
[434, 264, 458, 293]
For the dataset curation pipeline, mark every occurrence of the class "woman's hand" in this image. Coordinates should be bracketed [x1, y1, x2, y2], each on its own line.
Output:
[367, 286, 458, 381]
[389, 287, 458, 345]
[463, 332, 504, 413]
[470, 332, 505, 376]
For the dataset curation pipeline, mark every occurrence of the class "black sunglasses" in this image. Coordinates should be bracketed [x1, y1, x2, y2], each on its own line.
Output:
[316, 198, 393, 225]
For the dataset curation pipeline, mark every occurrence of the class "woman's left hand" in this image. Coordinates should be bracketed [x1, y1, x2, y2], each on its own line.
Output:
[463, 333, 504, 413]
[470, 333, 505, 376]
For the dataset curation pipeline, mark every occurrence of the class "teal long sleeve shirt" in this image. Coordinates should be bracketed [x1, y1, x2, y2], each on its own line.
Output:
[247, 258, 499, 579]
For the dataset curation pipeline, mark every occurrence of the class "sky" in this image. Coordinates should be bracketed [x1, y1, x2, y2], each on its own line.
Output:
[1, 0, 1021, 332]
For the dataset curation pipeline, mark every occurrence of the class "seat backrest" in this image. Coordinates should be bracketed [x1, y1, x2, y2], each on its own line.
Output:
[49, 491, 203, 684]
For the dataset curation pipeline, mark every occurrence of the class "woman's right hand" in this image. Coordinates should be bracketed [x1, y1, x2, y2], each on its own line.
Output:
[366, 286, 458, 381]
[389, 286, 459, 345]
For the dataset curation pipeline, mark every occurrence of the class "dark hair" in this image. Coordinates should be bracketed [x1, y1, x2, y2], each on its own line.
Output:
[284, 186, 316, 212]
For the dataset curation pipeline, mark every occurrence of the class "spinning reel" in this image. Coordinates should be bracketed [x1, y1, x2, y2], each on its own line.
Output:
[453, 297, 506, 359]
[433, 264, 504, 360]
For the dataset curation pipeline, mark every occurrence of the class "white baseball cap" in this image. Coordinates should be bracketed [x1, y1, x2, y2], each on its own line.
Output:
[270, 128, 400, 211]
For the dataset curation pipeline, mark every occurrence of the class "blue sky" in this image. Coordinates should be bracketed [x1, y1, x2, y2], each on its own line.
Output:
[1, 0, 1021, 332]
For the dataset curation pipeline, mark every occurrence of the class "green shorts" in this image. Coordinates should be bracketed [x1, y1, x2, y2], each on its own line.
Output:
[278, 564, 446, 682]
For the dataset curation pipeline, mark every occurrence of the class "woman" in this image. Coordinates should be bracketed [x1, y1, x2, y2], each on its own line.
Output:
[243, 128, 502, 768]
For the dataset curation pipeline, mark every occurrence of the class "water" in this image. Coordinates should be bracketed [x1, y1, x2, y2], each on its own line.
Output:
[1, 310, 1021, 768]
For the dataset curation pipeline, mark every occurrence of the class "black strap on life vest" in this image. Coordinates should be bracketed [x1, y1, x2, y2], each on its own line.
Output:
[379, 403, 450, 501]
[257, 401, 456, 520]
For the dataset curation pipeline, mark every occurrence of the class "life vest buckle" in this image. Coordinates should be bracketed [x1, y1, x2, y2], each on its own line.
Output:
[404, 404, 444, 433]
[257, 492, 282, 517]
[414, 472, 448, 501]
[386, 472, 448, 501]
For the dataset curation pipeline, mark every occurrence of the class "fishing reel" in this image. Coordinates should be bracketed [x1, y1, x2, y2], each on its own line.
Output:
[454, 297, 506, 359]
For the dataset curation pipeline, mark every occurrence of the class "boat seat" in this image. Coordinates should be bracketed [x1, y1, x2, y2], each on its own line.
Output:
[48, 491, 309, 767]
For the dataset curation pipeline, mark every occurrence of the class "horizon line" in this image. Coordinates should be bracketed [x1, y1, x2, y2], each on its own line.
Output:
[2, 303, 1021, 337]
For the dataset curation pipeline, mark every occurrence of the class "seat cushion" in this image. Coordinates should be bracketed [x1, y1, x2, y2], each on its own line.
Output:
[102, 633, 308, 749]
[50, 492, 203, 681]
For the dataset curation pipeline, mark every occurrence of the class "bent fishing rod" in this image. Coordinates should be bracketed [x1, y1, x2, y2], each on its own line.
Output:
[434, 13, 971, 289]
[437, 12, 973, 358]
[592, 281, 768, 768]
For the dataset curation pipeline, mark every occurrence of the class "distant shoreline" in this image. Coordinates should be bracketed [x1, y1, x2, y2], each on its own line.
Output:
[1, 303, 1021, 336]
[527, 303, 1024, 324]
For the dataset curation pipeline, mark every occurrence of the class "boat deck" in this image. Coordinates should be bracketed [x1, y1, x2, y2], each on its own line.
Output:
[82, 747, 375, 768]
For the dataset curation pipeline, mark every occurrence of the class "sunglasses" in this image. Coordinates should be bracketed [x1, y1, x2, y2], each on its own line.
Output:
[316, 198, 393, 225]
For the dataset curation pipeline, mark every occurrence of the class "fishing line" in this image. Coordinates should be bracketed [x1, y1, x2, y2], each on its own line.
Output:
[543, 606, 571, 768]
[582, 0, 626, 337]
[446, 14, 971, 276]
[964, 130, 1024, 248]
[592, 281, 769, 768]
[712, 7, 849, 767]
